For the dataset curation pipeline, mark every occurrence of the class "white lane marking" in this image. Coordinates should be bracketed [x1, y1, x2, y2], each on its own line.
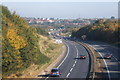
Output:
[72, 64, 76, 67]
[88, 44, 120, 63]
[45, 77, 49, 80]
[113, 56, 120, 64]
[98, 52, 111, 80]
[88, 45, 111, 80]
[70, 68, 73, 72]
[57, 43, 70, 68]
[66, 73, 70, 77]
[75, 45, 79, 57]
[45, 43, 69, 80]
[66, 45, 79, 78]
[75, 60, 77, 64]
[77, 53, 78, 57]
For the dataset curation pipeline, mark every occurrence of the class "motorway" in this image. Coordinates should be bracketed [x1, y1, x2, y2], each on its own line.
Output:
[58, 40, 90, 78]
[44, 37, 120, 79]
[84, 41, 120, 79]
[44, 40, 91, 80]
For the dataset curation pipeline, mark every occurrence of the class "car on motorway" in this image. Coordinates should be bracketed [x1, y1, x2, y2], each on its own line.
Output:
[104, 54, 112, 59]
[79, 55, 86, 59]
[50, 68, 61, 77]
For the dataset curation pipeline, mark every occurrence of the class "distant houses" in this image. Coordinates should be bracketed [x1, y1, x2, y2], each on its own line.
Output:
[22, 17, 55, 24]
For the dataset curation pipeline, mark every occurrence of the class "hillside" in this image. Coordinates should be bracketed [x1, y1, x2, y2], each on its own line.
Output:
[72, 19, 120, 47]
[2, 6, 62, 77]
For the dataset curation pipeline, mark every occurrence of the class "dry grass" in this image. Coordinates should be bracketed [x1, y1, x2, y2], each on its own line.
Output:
[11, 34, 63, 78]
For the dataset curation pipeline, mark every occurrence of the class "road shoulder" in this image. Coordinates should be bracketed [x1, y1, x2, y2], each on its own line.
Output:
[37, 44, 67, 78]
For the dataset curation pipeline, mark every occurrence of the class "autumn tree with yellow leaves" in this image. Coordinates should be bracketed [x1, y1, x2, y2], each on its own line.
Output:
[2, 6, 50, 77]
[72, 19, 119, 47]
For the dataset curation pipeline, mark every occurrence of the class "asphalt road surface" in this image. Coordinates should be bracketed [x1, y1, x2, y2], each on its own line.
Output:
[56, 40, 90, 78]
[83, 41, 120, 79]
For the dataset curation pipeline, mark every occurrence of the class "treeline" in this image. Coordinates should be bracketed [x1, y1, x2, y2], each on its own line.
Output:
[72, 19, 120, 47]
[2, 6, 50, 77]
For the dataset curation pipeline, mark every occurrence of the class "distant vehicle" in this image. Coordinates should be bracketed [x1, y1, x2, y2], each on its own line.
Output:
[79, 55, 86, 59]
[50, 68, 61, 77]
[55, 39, 62, 44]
[63, 37, 68, 40]
[104, 54, 112, 59]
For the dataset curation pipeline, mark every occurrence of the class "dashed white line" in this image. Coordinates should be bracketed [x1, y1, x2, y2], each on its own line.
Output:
[70, 68, 73, 72]
[66, 45, 79, 78]
[74, 60, 77, 64]
[72, 64, 76, 67]
[57, 44, 70, 68]
[66, 73, 70, 77]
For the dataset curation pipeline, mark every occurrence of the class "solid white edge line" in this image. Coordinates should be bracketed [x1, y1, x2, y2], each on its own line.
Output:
[75, 45, 79, 58]
[45, 43, 69, 80]
[57, 43, 69, 68]
[88, 44, 111, 80]
[97, 51, 111, 80]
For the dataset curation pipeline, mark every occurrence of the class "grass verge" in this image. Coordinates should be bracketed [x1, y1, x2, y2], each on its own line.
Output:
[8, 35, 63, 78]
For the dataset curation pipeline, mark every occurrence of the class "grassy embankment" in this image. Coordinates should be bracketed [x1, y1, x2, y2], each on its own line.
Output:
[19, 35, 63, 78]
[2, 5, 63, 78]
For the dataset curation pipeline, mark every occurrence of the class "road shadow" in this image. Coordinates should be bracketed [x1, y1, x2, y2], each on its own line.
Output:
[95, 72, 120, 78]
[37, 74, 50, 77]
[97, 56, 112, 60]
[38, 74, 61, 78]
[97, 57, 103, 59]
[73, 58, 86, 60]
[110, 60, 120, 62]
[102, 64, 120, 71]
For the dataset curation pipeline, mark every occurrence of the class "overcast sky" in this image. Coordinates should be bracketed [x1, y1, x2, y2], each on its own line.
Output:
[2, 2, 118, 19]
